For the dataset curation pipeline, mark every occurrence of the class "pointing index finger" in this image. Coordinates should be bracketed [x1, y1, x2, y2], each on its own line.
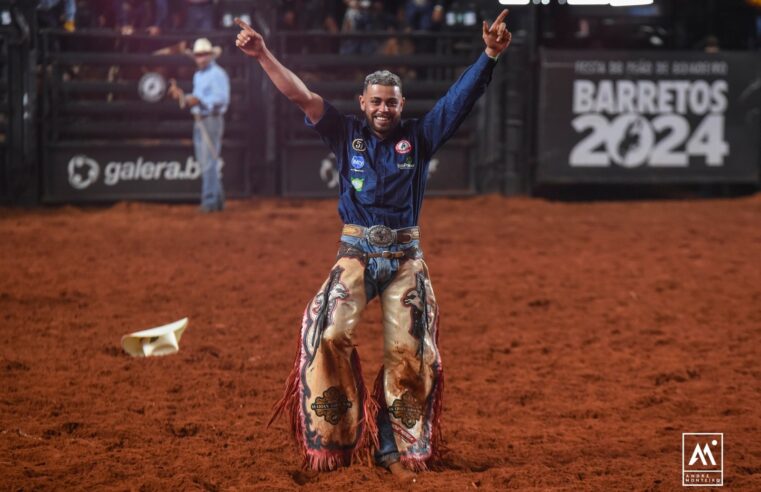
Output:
[489, 9, 509, 32]
[234, 17, 254, 32]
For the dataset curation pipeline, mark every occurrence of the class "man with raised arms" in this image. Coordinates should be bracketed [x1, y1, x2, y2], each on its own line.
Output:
[234, 10, 511, 481]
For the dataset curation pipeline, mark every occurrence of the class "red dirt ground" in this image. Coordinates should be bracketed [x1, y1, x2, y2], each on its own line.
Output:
[1, 195, 760, 491]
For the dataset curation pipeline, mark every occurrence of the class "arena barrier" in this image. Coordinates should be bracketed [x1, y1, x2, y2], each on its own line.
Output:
[37, 27, 518, 202]
[39, 29, 263, 203]
[0, 22, 9, 201]
[1, 1, 39, 204]
[536, 50, 761, 185]
[18, 15, 761, 204]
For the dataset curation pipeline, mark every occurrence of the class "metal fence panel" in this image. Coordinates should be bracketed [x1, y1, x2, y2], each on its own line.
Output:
[39, 29, 262, 203]
[43, 141, 249, 202]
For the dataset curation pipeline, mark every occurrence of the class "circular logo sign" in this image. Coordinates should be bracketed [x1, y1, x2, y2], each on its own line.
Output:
[320, 153, 339, 189]
[351, 155, 365, 169]
[68, 155, 100, 189]
[138, 72, 167, 103]
[395, 139, 412, 154]
[352, 138, 366, 152]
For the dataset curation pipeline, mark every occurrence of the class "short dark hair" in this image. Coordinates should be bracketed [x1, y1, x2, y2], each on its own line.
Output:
[363, 70, 402, 93]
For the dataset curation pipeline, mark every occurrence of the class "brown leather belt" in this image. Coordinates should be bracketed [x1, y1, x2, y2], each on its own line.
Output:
[337, 242, 420, 262]
[341, 224, 420, 247]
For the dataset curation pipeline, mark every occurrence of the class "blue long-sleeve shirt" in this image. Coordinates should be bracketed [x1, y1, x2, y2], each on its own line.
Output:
[192, 61, 230, 116]
[306, 51, 497, 229]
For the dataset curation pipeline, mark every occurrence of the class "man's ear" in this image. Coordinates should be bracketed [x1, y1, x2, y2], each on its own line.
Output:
[399, 96, 406, 112]
[358, 94, 365, 111]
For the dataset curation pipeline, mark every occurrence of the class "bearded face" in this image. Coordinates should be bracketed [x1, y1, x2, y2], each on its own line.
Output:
[359, 84, 405, 138]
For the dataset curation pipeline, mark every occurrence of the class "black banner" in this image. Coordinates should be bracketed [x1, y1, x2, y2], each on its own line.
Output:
[282, 142, 472, 197]
[536, 50, 761, 184]
[42, 142, 249, 203]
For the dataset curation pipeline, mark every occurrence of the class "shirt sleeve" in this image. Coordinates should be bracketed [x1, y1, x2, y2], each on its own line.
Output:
[193, 66, 230, 114]
[304, 100, 346, 154]
[416, 52, 497, 157]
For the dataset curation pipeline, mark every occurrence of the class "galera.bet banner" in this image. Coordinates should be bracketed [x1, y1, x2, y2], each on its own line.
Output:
[536, 50, 760, 184]
[43, 143, 249, 202]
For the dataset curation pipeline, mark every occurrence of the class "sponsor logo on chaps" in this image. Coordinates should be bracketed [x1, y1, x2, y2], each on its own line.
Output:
[310, 386, 352, 425]
[66, 155, 214, 189]
[682, 433, 723, 487]
[388, 392, 423, 429]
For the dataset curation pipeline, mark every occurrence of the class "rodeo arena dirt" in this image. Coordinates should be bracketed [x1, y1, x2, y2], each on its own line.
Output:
[1, 194, 760, 490]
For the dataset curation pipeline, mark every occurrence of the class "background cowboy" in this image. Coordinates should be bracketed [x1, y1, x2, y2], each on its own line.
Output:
[169, 38, 230, 212]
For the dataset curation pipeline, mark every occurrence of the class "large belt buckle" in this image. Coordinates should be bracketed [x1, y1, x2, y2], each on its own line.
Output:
[367, 225, 395, 247]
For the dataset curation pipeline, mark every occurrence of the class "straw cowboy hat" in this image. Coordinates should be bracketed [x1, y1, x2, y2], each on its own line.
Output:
[121, 318, 189, 357]
[189, 38, 222, 58]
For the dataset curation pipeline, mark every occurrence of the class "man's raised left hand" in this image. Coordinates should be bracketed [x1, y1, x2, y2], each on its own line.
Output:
[483, 9, 512, 58]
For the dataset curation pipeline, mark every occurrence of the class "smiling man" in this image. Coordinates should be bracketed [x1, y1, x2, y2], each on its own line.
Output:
[235, 10, 511, 480]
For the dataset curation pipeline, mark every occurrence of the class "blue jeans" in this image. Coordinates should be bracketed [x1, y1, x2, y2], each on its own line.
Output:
[193, 115, 225, 209]
[339, 234, 423, 467]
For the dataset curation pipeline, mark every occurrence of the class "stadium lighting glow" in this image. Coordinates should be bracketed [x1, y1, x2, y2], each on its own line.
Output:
[498, 0, 530, 5]
[567, 0, 610, 4]
[610, 0, 654, 5]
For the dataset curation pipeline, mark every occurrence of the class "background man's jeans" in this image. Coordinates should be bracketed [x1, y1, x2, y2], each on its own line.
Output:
[193, 115, 225, 210]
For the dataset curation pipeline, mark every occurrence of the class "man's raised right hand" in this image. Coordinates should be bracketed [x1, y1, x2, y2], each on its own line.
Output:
[235, 18, 266, 59]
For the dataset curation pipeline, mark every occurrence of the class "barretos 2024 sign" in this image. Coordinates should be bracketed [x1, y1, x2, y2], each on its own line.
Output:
[536, 50, 760, 184]
[43, 144, 247, 202]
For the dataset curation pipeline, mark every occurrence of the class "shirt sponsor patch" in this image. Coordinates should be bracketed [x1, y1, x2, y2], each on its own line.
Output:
[395, 139, 412, 154]
[351, 155, 365, 169]
[352, 138, 366, 152]
[397, 156, 415, 170]
[351, 177, 364, 191]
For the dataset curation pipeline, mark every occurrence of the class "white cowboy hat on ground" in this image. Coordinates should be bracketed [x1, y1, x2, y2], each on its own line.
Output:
[190, 38, 222, 58]
[121, 318, 189, 357]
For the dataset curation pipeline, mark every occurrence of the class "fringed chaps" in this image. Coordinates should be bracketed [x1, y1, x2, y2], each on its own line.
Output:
[270, 256, 443, 471]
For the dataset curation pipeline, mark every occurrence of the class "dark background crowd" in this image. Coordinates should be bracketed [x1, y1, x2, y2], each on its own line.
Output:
[36, 1, 464, 36]
[27, 0, 761, 53]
